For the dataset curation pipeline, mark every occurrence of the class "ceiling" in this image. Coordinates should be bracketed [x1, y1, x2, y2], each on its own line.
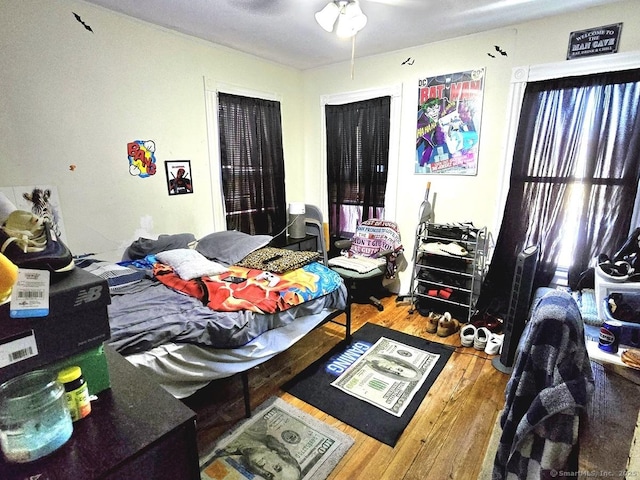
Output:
[82, 0, 622, 70]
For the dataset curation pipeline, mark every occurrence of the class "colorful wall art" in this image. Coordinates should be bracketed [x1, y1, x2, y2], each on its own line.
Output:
[416, 69, 485, 175]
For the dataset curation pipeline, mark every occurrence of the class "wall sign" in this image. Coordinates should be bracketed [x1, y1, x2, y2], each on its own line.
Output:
[416, 68, 485, 175]
[567, 23, 622, 60]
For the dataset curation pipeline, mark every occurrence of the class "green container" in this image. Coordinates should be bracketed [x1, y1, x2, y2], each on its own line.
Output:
[49, 345, 111, 396]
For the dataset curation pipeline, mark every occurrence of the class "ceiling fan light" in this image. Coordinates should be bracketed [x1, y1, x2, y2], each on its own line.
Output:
[335, 3, 367, 38]
[315, 2, 340, 32]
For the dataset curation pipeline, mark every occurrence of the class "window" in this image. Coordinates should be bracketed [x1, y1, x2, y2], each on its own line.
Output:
[325, 96, 391, 239]
[217, 93, 287, 235]
[479, 55, 640, 311]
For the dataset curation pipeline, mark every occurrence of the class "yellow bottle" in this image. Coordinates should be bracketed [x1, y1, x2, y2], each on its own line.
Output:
[0, 252, 18, 303]
[57, 366, 92, 422]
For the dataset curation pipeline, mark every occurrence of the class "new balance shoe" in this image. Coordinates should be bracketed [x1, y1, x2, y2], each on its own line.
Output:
[0, 210, 74, 273]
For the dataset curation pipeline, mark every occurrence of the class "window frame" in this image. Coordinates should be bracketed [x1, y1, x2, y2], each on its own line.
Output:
[204, 80, 282, 232]
[319, 84, 403, 224]
[496, 51, 640, 238]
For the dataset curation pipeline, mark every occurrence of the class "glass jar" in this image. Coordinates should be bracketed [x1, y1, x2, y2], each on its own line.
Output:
[0, 370, 73, 463]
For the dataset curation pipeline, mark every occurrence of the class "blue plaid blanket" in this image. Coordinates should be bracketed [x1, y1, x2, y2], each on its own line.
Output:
[493, 289, 594, 479]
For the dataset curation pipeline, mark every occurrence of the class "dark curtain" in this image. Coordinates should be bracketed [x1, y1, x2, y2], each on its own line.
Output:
[326, 96, 391, 238]
[479, 68, 640, 314]
[218, 93, 287, 235]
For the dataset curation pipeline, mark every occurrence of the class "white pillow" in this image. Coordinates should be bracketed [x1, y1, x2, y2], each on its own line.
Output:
[155, 248, 228, 280]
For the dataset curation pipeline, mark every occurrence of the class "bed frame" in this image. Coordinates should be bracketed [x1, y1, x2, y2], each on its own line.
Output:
[239, 306, 351, 417]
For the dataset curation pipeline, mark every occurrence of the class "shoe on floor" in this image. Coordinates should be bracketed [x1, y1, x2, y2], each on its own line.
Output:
[474, 327, 491, 351]
[437, 312, 461, 337]
[472, 312, 504, 333]
[426, 312, 441, 334]
[0, 210, 74, 273]
[484, 333, 504, 355]
[460, 324, 476, 347]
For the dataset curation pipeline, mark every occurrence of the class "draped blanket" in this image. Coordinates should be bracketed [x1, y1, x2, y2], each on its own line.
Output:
[493, 290, 594, 480]
[153, 261, 343, 314]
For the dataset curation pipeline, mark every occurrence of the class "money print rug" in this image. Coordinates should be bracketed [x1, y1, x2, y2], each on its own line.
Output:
[282, 323, 455, 447]
[200, 397, 354, 480]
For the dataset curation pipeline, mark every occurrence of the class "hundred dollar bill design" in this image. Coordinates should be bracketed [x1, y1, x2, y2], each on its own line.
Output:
[201, 398, 353, 480]
[331, 337, 440, 417]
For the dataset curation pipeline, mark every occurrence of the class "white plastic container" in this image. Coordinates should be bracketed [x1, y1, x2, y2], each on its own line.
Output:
[0, 370, 73, 463]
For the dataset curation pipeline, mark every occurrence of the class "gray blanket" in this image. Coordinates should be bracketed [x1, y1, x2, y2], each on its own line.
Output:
[107, 277, 347, 355]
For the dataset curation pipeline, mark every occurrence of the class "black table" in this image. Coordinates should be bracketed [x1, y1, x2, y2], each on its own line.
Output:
[0, 346, 199, 479]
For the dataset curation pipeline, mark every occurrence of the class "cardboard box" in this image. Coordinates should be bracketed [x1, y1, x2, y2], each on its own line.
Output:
[0, 268, 111, 383]
[48, 345, 111, 396]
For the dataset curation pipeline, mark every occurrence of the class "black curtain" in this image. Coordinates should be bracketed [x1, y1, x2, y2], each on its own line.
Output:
[326, 96, 391, 238]
[479, 68, 640, 314]
[218, 93, 287, 235]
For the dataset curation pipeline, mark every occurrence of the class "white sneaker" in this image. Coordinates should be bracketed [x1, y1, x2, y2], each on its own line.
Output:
[484, 333, 504, 355]
[460, 324, 476, 347]
[474, 327, 491, 351]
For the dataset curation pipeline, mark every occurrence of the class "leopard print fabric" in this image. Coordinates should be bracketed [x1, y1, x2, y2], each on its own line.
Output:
[235, 247, 320, 273]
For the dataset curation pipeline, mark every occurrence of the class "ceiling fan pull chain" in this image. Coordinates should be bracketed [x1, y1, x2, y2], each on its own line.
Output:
[351, 35, 356, 80]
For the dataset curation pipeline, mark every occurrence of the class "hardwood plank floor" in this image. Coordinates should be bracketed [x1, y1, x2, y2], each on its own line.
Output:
[185, 295, 509, 480]
[184, 295, 640, 479]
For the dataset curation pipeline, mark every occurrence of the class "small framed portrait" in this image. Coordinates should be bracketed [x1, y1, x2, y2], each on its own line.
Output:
[165, 160, 193, 195]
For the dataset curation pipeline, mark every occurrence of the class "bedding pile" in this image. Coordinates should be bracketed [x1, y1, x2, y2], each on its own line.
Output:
[79, 231, 347, 355]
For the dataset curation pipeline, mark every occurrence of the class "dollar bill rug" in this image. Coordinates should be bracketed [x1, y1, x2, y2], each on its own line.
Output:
[282, 322, 455, 447]
[200, 397, 354, 480]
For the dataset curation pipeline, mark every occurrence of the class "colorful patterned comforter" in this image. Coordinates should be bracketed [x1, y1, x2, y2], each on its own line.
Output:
[153, 261, 343, 315]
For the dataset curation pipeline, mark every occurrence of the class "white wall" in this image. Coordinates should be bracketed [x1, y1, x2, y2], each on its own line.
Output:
[302, 0, 640, 290]
[0, 0, 304, 261]
[2, 0, 640, 295]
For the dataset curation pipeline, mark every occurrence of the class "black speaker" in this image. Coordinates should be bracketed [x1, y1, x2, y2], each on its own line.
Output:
[492, 245, 539, 373]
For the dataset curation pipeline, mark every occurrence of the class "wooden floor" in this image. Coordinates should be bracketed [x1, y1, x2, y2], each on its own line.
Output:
[184, 295, 509, 480]
[184, 295, 640, 479]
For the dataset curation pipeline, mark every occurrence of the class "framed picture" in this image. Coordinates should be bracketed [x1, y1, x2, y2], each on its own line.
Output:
[165, 160, 193, 195]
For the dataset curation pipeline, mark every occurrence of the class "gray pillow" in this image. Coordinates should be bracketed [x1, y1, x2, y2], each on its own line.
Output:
[195, 231, 272, 266]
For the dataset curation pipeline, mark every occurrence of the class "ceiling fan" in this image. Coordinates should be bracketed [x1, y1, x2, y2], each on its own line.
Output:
[314, 1, 368, 38]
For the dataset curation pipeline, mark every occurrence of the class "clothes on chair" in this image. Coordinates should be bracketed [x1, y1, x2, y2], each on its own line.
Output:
[493, 289, 594, 480]
[338, 219, 404, 279]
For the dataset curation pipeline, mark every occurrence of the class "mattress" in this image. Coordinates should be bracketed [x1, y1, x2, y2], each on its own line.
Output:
[125, 308, 342, 398]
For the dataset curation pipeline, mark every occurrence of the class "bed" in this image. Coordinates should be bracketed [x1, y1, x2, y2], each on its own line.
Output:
[79, 230, 350, 415]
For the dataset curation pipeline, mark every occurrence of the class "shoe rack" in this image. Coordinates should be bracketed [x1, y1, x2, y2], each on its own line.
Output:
[408, 222, 488, 323]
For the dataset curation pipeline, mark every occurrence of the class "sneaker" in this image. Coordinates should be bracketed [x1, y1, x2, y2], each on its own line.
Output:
[484, 333, 504, 355]
[473, 327, 491, 351]
[0, 210, 74, 273]
[460, 324, 476, 347]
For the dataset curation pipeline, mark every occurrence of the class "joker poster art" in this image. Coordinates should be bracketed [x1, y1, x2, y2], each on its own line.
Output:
[416, 68, 485, 175]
